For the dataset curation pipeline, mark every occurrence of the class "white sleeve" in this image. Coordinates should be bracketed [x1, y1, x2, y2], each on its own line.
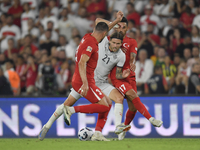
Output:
[31, 0, 37, 8]
[143, 60, 154, 82]
[117, 52, 126, 68]
[4, 71, 9, 81]
[192, 16, 198, 26]
[108, 1, 113, 8]
[135, 61, 140, 82]
[15, 26, 21, 40]
[53, 17, 58, 29]
[39, 34, 46, 41]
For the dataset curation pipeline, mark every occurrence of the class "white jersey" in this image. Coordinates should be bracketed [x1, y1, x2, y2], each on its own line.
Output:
[94, 37, 126, 83]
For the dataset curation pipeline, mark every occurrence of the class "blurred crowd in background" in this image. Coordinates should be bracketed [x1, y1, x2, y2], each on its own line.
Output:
[0, 0, 200, 96]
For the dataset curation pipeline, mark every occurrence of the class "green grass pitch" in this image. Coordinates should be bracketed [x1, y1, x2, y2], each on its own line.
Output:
[0, 138, 200, 150]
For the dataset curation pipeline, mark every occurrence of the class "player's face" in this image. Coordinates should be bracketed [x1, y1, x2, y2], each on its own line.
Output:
[115, 22, 128, 37]
[109, 38, 122, 52]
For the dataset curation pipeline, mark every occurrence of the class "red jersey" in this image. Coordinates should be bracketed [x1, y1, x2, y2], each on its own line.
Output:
[8, 5, 23, 27]
[72, 33, 99, 84]
[20, 44, 38, 55]
[127, 12, 141, 26]
[110, 36, 138, 81]
[180, 12, 195, 32]
[26, 64, 38, 87]
[16, 64, 27, 88]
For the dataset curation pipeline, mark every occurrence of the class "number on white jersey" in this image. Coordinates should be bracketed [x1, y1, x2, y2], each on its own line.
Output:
[102, 54, 110, 64]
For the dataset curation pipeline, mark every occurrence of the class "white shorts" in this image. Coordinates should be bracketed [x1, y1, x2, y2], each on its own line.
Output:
[95, 82, 115, 97]
[70, 83, 115, 100]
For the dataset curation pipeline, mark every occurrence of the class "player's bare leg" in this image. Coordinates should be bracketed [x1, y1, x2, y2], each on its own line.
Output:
[125, 89, 163, 127]
[38, 94, 78, 141]
[109, 89, 131, 134]
[92, 95, 111, 141]
[118, 99, 137, 140]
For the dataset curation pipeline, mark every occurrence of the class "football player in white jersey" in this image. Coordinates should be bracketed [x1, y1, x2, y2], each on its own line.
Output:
[38, 32, 131, 141]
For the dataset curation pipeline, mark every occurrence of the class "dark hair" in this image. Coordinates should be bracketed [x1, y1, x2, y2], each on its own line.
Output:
[8, 38, 14, 42]
[6, 59, 14, 66]
[185, 6, 191, 14]
[110, 32, 123, 42]
[73, 35, 81, 39]
[6, 14, 13, 19]
[184, 33, 191, 39]
[47, 21, 54, 25]
[127, 2, 134, 7]
[154, 65, 162, 73]
[96, 11, 104, 16]
[24, 34, 32, 39]
[192, 45, 199, 50]
[120, 17, 128, 26]
[95, 22, 109, 32]
[17, 55, 24, 60]
[192, 62, 200, 68]
[192, 25, 200, 34]
[28, 54, 34, 59]
[128, 19, 135, 25]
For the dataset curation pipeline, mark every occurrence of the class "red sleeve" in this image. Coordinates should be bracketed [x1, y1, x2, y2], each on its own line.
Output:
[130, 39, 138, 55]
[162, 76, 167, 85]
[134, 13, 140, 26]
[81, 44, 95, 58]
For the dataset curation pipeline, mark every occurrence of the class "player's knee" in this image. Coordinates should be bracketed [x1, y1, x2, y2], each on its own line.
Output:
[106, 96, 112, 105]
[126, 90, 138, 101]
[115, 95, 124, 104]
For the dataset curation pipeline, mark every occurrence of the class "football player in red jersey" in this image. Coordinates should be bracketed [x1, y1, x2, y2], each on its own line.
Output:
[110, 17, 163, 140]
[38, 11, 124, 141]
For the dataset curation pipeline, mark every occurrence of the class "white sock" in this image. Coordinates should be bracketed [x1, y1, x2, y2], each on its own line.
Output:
[69, 107, 75, 114]
[149, 117, 154, 123]
[45, 104, 64, 128]
[114, 103, 123, 127]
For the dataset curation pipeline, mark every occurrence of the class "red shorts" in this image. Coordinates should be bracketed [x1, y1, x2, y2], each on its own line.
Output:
[72, 82, 104, 103]
[111, 76, 137, 95]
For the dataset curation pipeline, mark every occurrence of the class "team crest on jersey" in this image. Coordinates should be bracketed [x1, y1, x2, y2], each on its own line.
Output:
[86, 46, 92, 52]
[113, 54, 117, 59]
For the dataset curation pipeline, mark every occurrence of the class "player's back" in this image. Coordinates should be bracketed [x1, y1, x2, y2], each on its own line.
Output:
[72, 33, 99, 84]
[95, 37, 125, 83]
[110, 36, 137, 81]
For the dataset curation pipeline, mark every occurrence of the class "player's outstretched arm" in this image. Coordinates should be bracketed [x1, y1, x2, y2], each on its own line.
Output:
[95, 11, 123, 32]
[78, 54, 90, 96]
[116, 67, 130, 79]
[130, 52, 137, 72]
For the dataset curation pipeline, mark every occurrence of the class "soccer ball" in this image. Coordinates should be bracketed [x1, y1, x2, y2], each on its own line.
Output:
[78, 127, 94, 141]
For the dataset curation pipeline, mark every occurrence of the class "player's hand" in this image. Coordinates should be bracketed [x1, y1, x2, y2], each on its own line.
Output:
[121, 47, 127, 53]
[122, 69, 130, 78]
[78, 83, 89, 97]
[130, 63, 136, 72]
[116, 11, 124, 22]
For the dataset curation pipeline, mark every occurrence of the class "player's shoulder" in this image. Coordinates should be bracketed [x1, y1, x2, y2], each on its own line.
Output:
[124, 36, 137, 43]
[118, 48, 126, 58]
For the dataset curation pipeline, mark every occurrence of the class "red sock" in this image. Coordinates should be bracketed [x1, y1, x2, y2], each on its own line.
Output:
[124, 109, 137, 125]
[74, 104, 109, 114]
[132, 97, 151, 120]
[95, 105, 112, 132]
